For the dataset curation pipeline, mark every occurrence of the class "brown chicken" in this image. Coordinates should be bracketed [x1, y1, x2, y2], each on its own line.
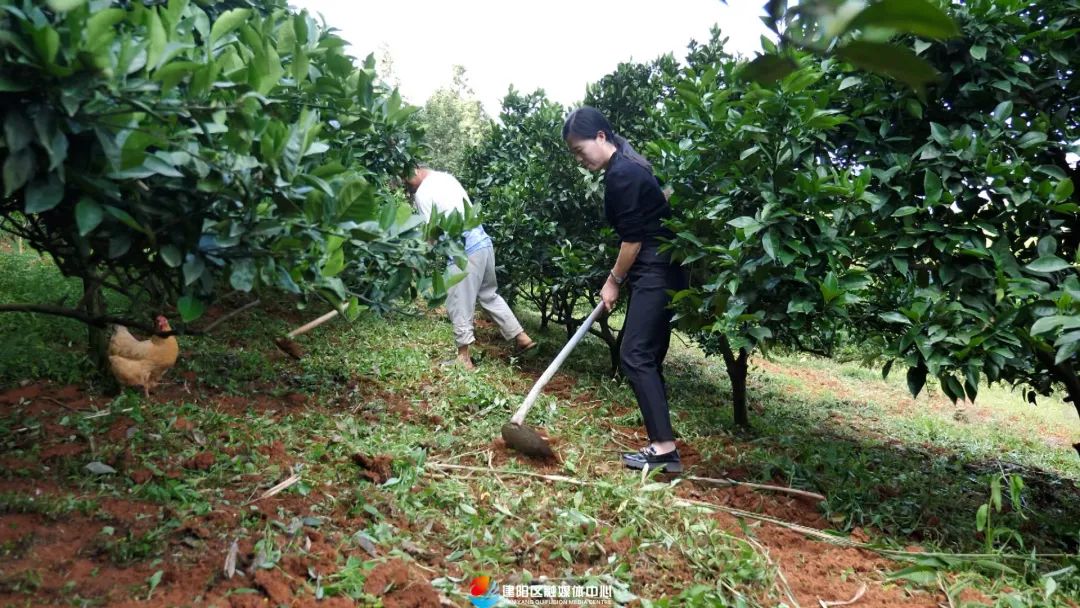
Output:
[108, 315, 180, 396]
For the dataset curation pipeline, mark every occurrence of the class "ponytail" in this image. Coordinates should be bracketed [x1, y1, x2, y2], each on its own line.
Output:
[564, 107, 652, 171]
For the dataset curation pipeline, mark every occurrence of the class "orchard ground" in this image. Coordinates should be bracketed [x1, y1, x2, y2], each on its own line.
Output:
[1, 243, 1078, 607]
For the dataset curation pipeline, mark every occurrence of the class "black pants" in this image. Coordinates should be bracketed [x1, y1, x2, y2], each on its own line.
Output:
[622, 244, 687, 443]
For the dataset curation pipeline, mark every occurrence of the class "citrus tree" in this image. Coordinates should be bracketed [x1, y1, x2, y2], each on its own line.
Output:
[655, 44, 872, 426]
[0, 0, 463, 376]
[827, 0, 1080, 422]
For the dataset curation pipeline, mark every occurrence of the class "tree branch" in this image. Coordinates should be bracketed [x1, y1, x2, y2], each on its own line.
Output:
[0, 304, 200, 336]
[198, 298, 261, 333]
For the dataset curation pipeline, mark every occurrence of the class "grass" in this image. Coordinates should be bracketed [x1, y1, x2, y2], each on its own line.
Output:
[1, 243, 1079, 607]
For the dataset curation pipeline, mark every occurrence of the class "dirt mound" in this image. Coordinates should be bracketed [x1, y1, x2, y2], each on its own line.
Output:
[362, 560, 440, 608]
[0, 382, 95, 414]
[754, 524, 937, 607]
[490, 436, 564, 472]
[183, 451, 215, 471]
[254, 569, 293, 605]
[353, 452, 394, 483]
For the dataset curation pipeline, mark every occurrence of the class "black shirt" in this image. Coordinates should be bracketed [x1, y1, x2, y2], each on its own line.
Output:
[603, 150, 674, 244]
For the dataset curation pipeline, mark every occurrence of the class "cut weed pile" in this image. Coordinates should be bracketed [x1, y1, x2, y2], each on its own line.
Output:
[1, 248, 1079, 607]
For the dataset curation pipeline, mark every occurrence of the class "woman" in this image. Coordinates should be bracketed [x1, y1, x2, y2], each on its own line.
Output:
[563, 107, 687, 473]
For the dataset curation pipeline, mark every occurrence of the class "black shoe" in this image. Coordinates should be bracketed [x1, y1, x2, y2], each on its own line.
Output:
[621, 446, 682, 473]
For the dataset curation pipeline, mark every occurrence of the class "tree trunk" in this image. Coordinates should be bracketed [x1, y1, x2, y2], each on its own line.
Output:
[83, 276, 116, 392]
[719, 336, 750, 427]
[596, 315, 621, 378]
[539, 289, 550, 330]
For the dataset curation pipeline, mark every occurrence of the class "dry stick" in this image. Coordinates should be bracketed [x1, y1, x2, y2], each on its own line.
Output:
[937, 575, 956, 608]
[427, 462, 587, 486]
[818, 583, 866, 608]
[200, 298, 262, 333]
[687, 475, 826, 502]
[745, 536, 801, 608]
[248, 473, 302, 504]
[223, 539, 239, 579]
[446, 449, 487, 464]
[83, 407, 134, 420]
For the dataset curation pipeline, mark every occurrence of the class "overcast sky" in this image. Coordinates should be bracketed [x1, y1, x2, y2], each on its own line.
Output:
[287, 0, 771, 115]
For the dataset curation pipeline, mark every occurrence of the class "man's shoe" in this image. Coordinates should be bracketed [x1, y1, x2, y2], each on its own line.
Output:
[621, 446, 682, 473]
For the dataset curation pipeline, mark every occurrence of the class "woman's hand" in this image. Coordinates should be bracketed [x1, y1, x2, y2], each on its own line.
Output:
[601, 278, 620, 312]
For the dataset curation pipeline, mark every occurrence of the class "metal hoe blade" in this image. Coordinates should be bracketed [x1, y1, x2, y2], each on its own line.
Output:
[501, 422, 555, 460]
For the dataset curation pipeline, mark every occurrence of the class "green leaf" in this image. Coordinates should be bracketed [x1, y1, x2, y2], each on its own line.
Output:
[106, 235, 130, 259]
[1052, 178, 1074, 202]
[3, 150, 34, 197]
[34, 114, 68, 171]
[839, 76, 862, 91]
[177, 295, 204, 322]
[1045, 576, 1058, 602]
[882, 359, 895, 379]
[183, 256, 205, 286]
[991, 100, 1013, 122]
[1037, 236, 1057, 257]
[4, 111, 34, 153]
[46, 0, 87, 11]
[105, 206, 145, 234]
[741, 54, 798, 85]
[1056, 341, 1080, 365]
[32, 26, 60, 66]
[75, 197, 103, 236]
[209, 8, 251, 47]
[145, 8, 167, 71]
[24, 174, 64, 213]
[907, 364, 927, 397]
[892, 206, 919, 217]
[230, 259, 256, 291]
[879, 312, 911, 325]
[728, 216, 763, 237]
[970, 45, 987, 60]
[837, 41, 939, 90]
[820, 271, 842, 304]
[929, 122, 950, 145]
[923, 170, 942, 205]
[740, 146, 760, 160]
[1026, 256, 1070, 273]
[1036, 165, 1067, 180]
[845, 0, 960, 40]
[887, 565, 938, 586]
[942, 374, 964, 404]
[87, 9, 126, 50]
[321, 247, 345, 277]
[143, 155, 184, 178]
[1017, 131, 1047, 149]
[905, 98, 924, 119]
[976, 503, 988, 531]
[160, 245, 182, 268]
[762, 231, 777, 261]
[1030, 315, 1067, 336]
